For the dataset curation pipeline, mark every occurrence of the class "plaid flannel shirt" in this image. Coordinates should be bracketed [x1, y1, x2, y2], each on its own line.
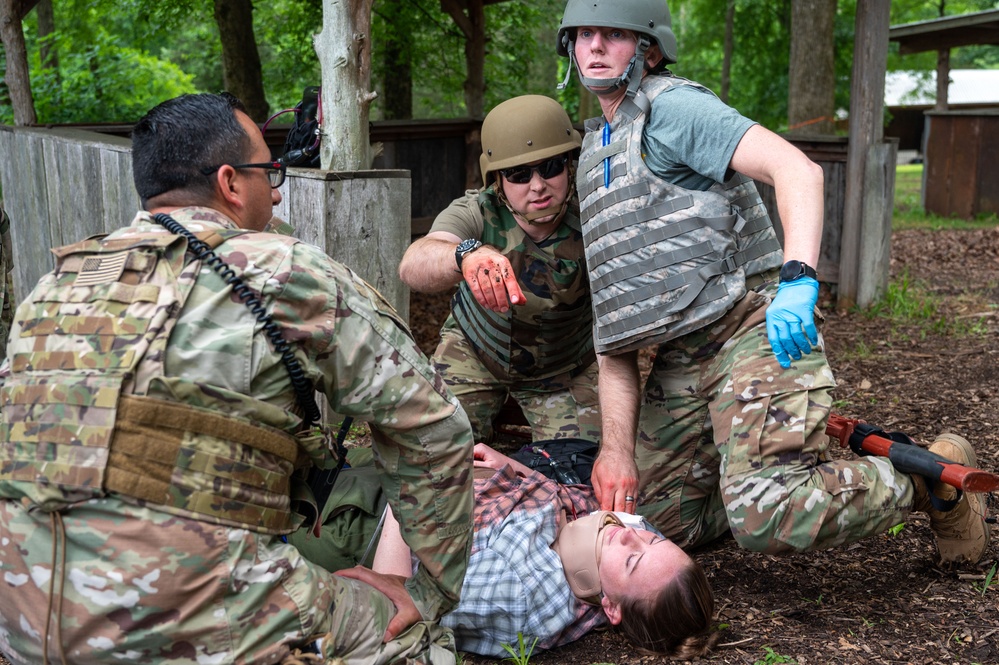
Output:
[441, 465, 606, 656]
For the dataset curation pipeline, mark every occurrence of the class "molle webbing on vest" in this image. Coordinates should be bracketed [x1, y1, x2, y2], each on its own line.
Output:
[578, 75, 783, 355]
[450, 189, 595, 381]
[452, 284, 595, 379]
[106, 394, 302, 534]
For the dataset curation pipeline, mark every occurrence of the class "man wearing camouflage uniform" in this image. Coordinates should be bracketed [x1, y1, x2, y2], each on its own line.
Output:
[557, 0, 991, 566]
[399, 95, 600, 445]
[0, 93, 474, 665]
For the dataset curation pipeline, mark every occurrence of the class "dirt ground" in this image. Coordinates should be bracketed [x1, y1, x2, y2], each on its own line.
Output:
[410, 226, 999, 665]
[1, 227, 995, 665]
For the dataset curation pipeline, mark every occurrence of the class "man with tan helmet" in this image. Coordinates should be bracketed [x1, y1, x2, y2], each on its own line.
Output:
[399, 94, 600, 445]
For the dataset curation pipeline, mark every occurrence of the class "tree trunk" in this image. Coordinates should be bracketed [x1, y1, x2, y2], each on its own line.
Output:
[214, 0, 269, 122]
[440, 0, 486, 119]
[720, 0, 734, 103]
[36, 0, 57, 74]
[0, 0, 37, 125]
[316, 0, 375, 170]
[788, 0, 836, 134]
[380, 0, 412, 120]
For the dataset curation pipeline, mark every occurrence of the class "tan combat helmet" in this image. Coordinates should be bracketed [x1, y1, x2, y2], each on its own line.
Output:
[479, 95, 581, 187]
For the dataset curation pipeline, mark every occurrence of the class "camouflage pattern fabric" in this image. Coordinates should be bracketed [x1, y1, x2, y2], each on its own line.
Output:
[450, 186, 595, 381]
[0, 202, 13, 359]
[432, 319, 600, 444]
[635, 285, 918, 553]
[0, 207, 474, 664]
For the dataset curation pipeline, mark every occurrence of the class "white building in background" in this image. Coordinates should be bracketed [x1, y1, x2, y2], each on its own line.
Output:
[884, 69, 999, 163]
[885, 69, 999, 107]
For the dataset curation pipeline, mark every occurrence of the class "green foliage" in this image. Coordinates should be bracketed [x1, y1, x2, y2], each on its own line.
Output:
[754, 646, 797, 665]
[887, 523, 905, 537]
[500, 633, 539, 665]
[670, 0, 793, 130]
[369, 0, 565, 119]
[8, 0, 999, 127]
[26, 27, 196, 124]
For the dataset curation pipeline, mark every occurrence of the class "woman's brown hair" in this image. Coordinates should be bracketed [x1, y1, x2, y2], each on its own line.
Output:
[616, 557, 719, 658]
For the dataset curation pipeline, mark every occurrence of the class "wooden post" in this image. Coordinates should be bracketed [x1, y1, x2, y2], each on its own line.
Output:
[273, 168, 411, 321]
[838, 1, 890, 311]
[856, 139, 898, 308]
[935, 49, 950, 112]
[315, 0, 376, 171]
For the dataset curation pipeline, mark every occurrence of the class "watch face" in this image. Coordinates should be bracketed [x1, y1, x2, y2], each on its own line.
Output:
[455, 239, 482, 269]
[457, 238, 480, 253]
[780, 260, 816, 283]
[780, 260, 802, 282]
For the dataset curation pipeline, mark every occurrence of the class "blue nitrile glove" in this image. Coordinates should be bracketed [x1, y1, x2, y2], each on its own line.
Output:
[765, 276, 819, 368]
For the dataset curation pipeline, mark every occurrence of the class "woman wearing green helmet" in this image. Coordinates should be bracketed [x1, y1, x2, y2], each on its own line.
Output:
[399, 94, 601, 447]
[558, 0, 990, 657]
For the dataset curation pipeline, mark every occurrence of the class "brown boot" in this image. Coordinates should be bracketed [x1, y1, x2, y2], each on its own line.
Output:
[911, 433, 992, 566]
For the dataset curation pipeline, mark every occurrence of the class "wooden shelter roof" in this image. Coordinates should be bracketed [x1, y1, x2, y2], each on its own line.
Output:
[889, 9, 999, 54]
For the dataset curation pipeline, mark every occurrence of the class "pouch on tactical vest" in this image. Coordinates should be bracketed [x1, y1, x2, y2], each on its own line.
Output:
[0, 223, 314, 534]
[578, 75, 783, 355]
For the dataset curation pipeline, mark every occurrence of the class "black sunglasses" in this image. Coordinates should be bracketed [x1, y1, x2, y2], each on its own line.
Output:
[500, 156, 568, 184]
[200, 161, 287, 188]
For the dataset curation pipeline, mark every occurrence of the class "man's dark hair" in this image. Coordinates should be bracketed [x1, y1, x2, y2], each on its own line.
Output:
[131, 92, 251, 207]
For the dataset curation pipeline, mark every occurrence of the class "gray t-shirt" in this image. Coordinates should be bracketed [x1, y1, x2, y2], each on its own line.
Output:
[641, 83, 757, 191]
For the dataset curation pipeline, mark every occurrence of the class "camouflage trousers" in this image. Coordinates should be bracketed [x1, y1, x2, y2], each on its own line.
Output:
[432, 323, 601, 444]
[635, 286, 918, 554]
[0, 497, 456, 665]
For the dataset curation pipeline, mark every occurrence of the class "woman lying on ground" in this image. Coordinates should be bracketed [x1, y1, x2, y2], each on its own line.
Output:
[371, 443, 718, 658]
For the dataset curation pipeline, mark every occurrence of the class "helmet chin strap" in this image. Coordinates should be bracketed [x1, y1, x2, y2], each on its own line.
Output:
[559, 36, 650, 100]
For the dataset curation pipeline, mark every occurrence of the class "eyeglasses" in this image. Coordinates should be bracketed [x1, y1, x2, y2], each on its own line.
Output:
[200, 161, 287, 188]
[500, 156, 568, 184]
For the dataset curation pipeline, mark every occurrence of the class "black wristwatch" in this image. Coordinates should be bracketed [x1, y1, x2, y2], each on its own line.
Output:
[779, 260, 817, 283]
[455, 238, 483, 270]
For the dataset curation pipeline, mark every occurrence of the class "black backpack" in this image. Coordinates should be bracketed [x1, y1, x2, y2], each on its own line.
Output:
[511, 438, 598, 485]
[282, 86, 321, 167]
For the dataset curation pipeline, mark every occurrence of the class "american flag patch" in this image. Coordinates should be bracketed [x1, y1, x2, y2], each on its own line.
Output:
[74, 251, 128, 286]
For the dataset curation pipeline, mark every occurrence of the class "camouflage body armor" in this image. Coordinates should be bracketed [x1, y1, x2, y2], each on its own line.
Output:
[0, 221, 322, 534]
[451, 187, 595, 381]
[578, 75, 783, 355]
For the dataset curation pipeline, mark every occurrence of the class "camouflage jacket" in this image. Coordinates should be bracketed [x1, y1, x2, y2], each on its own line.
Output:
[0, 206, 474, 621]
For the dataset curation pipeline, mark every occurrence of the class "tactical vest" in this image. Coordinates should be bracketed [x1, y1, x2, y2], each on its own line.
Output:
[578, 75, 783, 355]
[451, 188, 595, 381]
[0, 216, 321, 534]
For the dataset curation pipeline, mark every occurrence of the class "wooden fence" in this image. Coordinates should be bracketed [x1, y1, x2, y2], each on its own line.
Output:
[0, 125, 411, 321]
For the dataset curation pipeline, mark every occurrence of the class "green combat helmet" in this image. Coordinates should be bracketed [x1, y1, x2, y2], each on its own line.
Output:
[556, 0, 677, 96]
[480, 95, 582, 222]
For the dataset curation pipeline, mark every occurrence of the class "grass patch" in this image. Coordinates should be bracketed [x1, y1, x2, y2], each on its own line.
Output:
[893, 164, 999, 231]
[862, 270, 990, 338]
